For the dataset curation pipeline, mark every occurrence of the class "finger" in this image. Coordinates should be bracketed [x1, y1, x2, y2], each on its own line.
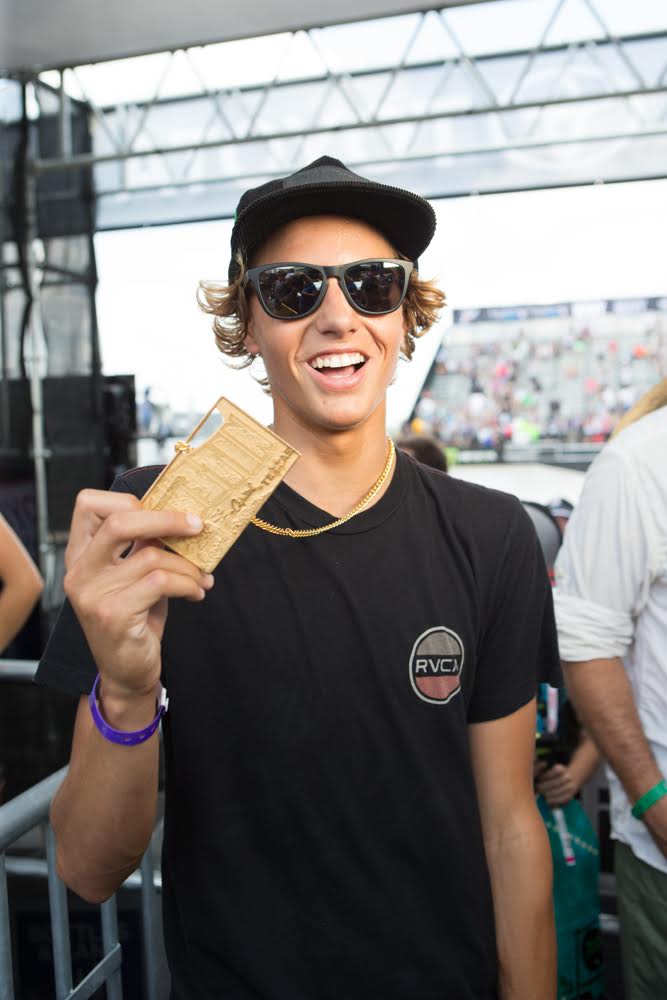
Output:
[84, 509, 204, 570]
[88, 572, 206, 645]
[120, 545, 214, 589]
[537, 776, 560, 793]
[542, 782, 570, 801]
[122, 569, 208, 612]
[66, 490, 141, 570]
[538, 774, 562, 789]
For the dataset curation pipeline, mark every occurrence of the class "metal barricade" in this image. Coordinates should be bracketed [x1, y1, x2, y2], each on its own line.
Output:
[0, 661, 165, 999]
[0, 660, 40, 684]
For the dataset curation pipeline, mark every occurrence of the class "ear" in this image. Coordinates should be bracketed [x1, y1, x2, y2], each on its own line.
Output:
[400, 319, 411, 358]
[245, 314, 261, 357]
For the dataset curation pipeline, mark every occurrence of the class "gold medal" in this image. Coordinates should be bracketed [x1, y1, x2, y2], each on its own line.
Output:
[140, 397, 300, 572]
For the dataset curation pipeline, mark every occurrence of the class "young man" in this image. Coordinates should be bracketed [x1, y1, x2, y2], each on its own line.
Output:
[38, 157, 558, 999]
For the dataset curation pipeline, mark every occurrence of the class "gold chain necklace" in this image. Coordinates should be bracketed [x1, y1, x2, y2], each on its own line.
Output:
[251, 439, 396, 538]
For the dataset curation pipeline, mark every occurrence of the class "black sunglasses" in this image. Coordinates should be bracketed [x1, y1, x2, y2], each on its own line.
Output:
[244, 258, 414, 321]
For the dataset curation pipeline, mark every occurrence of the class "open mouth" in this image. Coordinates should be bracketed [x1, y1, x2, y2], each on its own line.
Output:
[309, 352, 367, 378]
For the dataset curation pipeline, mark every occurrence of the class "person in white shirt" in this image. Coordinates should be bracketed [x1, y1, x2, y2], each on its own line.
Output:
[553, 378, 667, 1000]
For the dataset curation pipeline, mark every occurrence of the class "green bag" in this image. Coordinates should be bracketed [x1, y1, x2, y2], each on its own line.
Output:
[537, 795, 605, 1000]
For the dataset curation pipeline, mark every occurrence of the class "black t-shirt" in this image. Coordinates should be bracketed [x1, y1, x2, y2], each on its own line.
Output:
[37, 451, 560, 1000]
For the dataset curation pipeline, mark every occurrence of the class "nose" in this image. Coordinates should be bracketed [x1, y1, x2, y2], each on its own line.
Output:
[311, 276, 360, 336]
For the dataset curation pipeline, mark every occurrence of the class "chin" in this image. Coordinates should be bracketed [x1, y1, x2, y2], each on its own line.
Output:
[273, 383, 387, 434]
[314, 400, 385, 433]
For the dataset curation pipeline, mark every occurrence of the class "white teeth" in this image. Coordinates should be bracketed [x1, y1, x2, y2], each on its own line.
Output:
[310, 352, 365, 370]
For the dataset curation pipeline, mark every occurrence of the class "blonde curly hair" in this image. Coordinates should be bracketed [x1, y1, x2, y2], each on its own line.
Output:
[198, 252, 446, 388]
[611, 376, 667, 438]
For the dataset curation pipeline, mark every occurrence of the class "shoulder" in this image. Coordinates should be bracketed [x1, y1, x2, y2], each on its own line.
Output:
[111, 464, 165, 498]
[563, 408, 667, 578]
[611, 403, 667, 451]
[601, 406, 667, 476]
[576, 407, 667, 513]
[404, 452, 525, 521]
[402, 453, 532, 555]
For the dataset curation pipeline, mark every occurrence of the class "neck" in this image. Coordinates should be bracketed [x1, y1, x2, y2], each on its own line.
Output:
[273, 410, 393, 518]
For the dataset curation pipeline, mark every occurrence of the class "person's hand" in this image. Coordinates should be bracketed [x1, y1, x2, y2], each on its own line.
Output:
[642, 792, 667, 860]
[535, 764, 578, 807]
[533, 759, 548, 781]
[64, 489, 214, 707]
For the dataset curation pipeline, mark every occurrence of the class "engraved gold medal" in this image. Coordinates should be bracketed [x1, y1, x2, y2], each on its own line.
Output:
[140, 397, 300, 572]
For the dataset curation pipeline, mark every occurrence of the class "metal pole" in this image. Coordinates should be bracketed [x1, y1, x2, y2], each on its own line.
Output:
[44, 823, 74, 999]
[58, 70, 73, 159]
[0, 141, 9, 450]
[101, 898, 123, 1000]
[0, 659, 39, 682]
[22, 83, 53, 587]
[90, 125, 667, 200]
[30, 84, 667, 175]
[0, 854, 14, 1000]
[140, 846, 161, 1000]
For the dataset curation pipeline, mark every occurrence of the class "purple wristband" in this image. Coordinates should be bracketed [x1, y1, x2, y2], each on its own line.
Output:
[88, 674, 168, 746]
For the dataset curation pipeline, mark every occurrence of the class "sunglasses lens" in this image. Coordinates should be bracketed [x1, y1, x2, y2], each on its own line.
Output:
[258, 265, 323, 318]
[344, 261, 407, 314]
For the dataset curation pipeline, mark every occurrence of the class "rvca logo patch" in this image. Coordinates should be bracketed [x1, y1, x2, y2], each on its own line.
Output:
[409, 626, 464, 705]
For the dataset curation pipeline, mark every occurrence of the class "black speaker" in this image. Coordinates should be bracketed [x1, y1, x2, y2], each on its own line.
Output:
[103, 373, 138, 479]
[43, 375, 105, 532]
[0, 379, 33, 477]
[1, 374, 136, 532]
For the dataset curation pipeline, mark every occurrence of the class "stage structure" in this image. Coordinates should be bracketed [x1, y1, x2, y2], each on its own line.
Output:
[8, 0, 667, 230]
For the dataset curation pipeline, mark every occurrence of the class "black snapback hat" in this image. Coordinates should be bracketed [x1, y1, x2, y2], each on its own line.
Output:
[228, 156, 437, 280]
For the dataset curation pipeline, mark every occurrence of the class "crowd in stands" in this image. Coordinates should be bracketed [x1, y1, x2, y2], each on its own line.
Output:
[410, 310, 666, 451]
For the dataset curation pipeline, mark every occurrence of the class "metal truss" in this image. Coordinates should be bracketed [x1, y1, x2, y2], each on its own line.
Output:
[16, 0, 667, 225]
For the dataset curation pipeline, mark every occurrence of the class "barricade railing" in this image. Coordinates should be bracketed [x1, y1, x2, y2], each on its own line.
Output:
[0, 660, 165, 999]
[0, 659, 40, 684]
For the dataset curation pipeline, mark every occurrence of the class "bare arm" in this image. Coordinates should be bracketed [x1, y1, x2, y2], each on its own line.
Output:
[567, 731, 601, 790]
[50, 489, 213, 902]
[562, 657, 667, 857]
[0, 514, 43, 653]
[470, 699, 556, 1000]
[51, 691, 161, 902]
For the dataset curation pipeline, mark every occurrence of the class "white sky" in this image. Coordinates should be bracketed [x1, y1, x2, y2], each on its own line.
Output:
[95, 176, 667, 432]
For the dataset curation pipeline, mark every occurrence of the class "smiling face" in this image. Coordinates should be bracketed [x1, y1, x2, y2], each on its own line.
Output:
[245, 215, 407, 441]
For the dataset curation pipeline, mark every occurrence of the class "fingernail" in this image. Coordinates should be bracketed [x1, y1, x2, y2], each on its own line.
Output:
[186, 513, 203, 530]
[203, 573, 215, 588]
